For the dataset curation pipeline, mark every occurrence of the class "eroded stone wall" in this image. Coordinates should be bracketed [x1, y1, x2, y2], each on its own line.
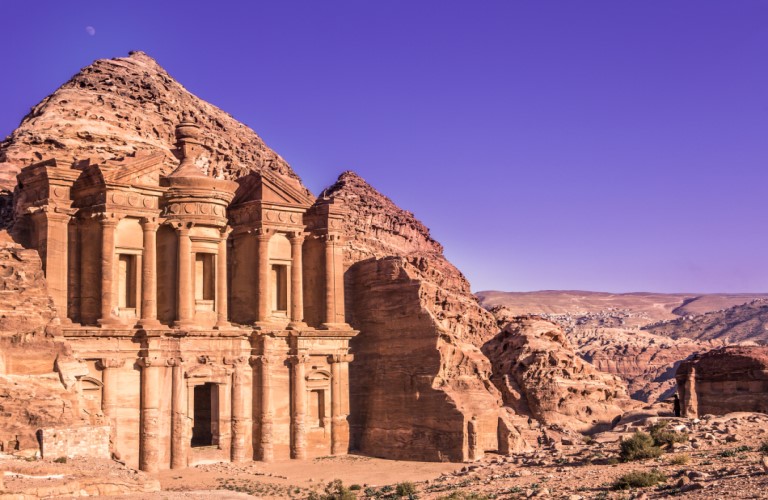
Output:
[40, 425, 110, 460]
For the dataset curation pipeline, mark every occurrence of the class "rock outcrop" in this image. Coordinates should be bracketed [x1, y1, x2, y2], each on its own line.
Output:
[676, 346, 768, 417]
[325, 171, 514, 460]
[482, 316, 633, 432]
[0, 51, 306, 193]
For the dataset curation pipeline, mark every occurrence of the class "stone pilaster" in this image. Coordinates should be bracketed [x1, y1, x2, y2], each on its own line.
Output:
[137, 218, 161, 328]
[288, 233, 306, 329]
[98, 213, 120, 326]
[328, 353, 353, 455]
[252, 354, 275, 462]
[97, 358, 125, 454]
[215, 228, 231, 329]
[289, 354, 310, 459]
[139, 357, 166, 472]
[227, 356, 252, 462]
[33, 210, 72, 323]
[169, 358, 187, 469]
[321, 233, 347, 328]
[174, 223, 194, 328]
[256, 230, 272, 324]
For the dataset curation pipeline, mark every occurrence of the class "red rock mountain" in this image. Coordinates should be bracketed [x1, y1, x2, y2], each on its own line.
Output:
[0, 51, 305, 193]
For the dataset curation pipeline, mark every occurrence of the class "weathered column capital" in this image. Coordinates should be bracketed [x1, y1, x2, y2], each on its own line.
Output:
[288, 231, 307, 244]
[328, 353, 354, 364]
[140, 216, 160, 231]
[249, 354, 277, 367]
[255, 228, 273, 241]
[321, 232, 343, 243]
[224, 355, 250, 367]
[288, 354, 311, 366]
[97, 358, 126, 370]
[168, 220, 194, 233]
[97, 212, 121, 226]
[219, 226, 233, 239]
[138, 356, 172, 368]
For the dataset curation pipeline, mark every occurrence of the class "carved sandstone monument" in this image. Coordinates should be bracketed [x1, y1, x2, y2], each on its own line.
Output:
[676, 346, 768, 417]
[0, 51, 643, 471]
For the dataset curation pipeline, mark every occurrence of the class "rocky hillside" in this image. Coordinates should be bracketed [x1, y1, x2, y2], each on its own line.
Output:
[0, 51, 307, 193]
[482, 316, 633, 432]
[645, 299, 768, 345]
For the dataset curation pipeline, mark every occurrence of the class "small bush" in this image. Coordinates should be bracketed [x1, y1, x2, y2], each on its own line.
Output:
[619, 432, 663, 462]
[719, 449, 737, 458]
[349, 484, 362, 491]
[53, 456, 67, 464]
[649, 421, 688, 448]
[760, 441, 768, 454]
[307, 479, 356, 500]
[396, 481, 417, 497]
[735, 445, 752, 453]
[438, 491, 489, 500]
[667, 453, 690, 465]
[612, 469, 667, 490]
[364, 487, 377, 497]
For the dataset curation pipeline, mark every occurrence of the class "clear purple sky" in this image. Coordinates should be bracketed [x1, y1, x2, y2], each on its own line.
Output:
[2, 1, 767, 293]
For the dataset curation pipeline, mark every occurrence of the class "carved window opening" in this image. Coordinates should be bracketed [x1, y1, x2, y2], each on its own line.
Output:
[195, 253, 215, 304]
[309, 389, 326, 428]
[192, 382, 219, 447]
[271, 264, 288, 313]
[117, 254, 137, 309]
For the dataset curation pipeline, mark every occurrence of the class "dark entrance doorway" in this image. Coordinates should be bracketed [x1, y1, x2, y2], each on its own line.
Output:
[192, 383, 218, 447]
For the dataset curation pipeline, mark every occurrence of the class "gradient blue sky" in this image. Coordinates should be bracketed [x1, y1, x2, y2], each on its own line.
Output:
[2, 1, 767, 293]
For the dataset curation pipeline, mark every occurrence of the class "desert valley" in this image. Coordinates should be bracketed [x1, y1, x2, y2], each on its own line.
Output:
[0, 47, 766, 500]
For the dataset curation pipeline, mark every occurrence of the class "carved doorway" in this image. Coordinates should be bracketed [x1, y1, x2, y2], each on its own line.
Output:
[192, 382, 219, 447]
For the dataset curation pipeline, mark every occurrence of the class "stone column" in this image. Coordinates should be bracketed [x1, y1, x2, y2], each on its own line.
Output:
[215, 229, 231, 329]
[288, 233, 305, 328]
[467, 416, 483, 461]
[67, 218, 80, 323]
[98, 358, 125, 454]
[98, 213, 120, 326]
[323, 235, 336, 326]
[256, 355, 274, 462]
[175, 224, 194, 328]
[38, 211, 72, 323]
[329, 354, 353, 455]
[170, 358, 187, 469]
[290, 354, 309, 459]
[682, 367, 698, 418]
[139, 357, 164, 472]
[228, 356, 252, 462]
[256, 230, 271, 324]
[137, 218, 161, 328]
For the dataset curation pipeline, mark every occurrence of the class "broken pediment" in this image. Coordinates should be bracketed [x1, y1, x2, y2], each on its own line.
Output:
[231, 170, 315, 209]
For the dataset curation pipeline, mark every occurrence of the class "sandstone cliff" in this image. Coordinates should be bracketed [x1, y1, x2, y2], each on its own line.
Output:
[482, 316, 632, 432]
[325, 171, 511, 460]
[0, 51, 307, 193]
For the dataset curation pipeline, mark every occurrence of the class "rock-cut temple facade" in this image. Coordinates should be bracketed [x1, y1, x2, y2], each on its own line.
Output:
[12, 120, 357, 472]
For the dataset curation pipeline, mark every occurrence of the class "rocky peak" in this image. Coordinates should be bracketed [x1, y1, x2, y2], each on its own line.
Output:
[324, 171, 443, 262]
[0, 51, 308, 193]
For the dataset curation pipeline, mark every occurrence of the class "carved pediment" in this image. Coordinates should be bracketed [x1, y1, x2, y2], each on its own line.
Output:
[231, 170, 315, 208]
[103, 152, 166, 187]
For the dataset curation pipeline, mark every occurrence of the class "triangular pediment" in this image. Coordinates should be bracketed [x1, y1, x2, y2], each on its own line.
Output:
[103, 152, 165, 187]
[232, 170, 315, 208]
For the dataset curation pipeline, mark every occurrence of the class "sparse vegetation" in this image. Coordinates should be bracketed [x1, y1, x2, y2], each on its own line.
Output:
[437, 491, 489, 500]
[396, 481, 417, 497]
[667, 453, 691, 465]
[719, 449, 737, 458]
[619, 431, 663, 461]
[648, 421, 688, 448]
[350, 484, 362, 491]
[612, 469, 667, 490]
[760, 441, 768, 454]
[735, 445, 752, 453]
[53, 456, 67, 463]
[307, 479, 356, 500]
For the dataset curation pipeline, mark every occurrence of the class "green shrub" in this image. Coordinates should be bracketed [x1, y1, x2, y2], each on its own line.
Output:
[53, 456, 67, 464]
[612, 469, 667, 490]
[719, 449, 737, 458]
[648, 421, 688, 448]
[760, 441, 768, 454]
[396, 482, 417, 497]
[735, 445, 752, 453]
[307, 480, 356, 500]
[619, 432, 663, 462]
[349, 484, 362, 491]
[667, 453, 690, 465]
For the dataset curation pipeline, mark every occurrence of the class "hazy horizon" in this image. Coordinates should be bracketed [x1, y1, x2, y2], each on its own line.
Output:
[2, 1, 767, 294]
